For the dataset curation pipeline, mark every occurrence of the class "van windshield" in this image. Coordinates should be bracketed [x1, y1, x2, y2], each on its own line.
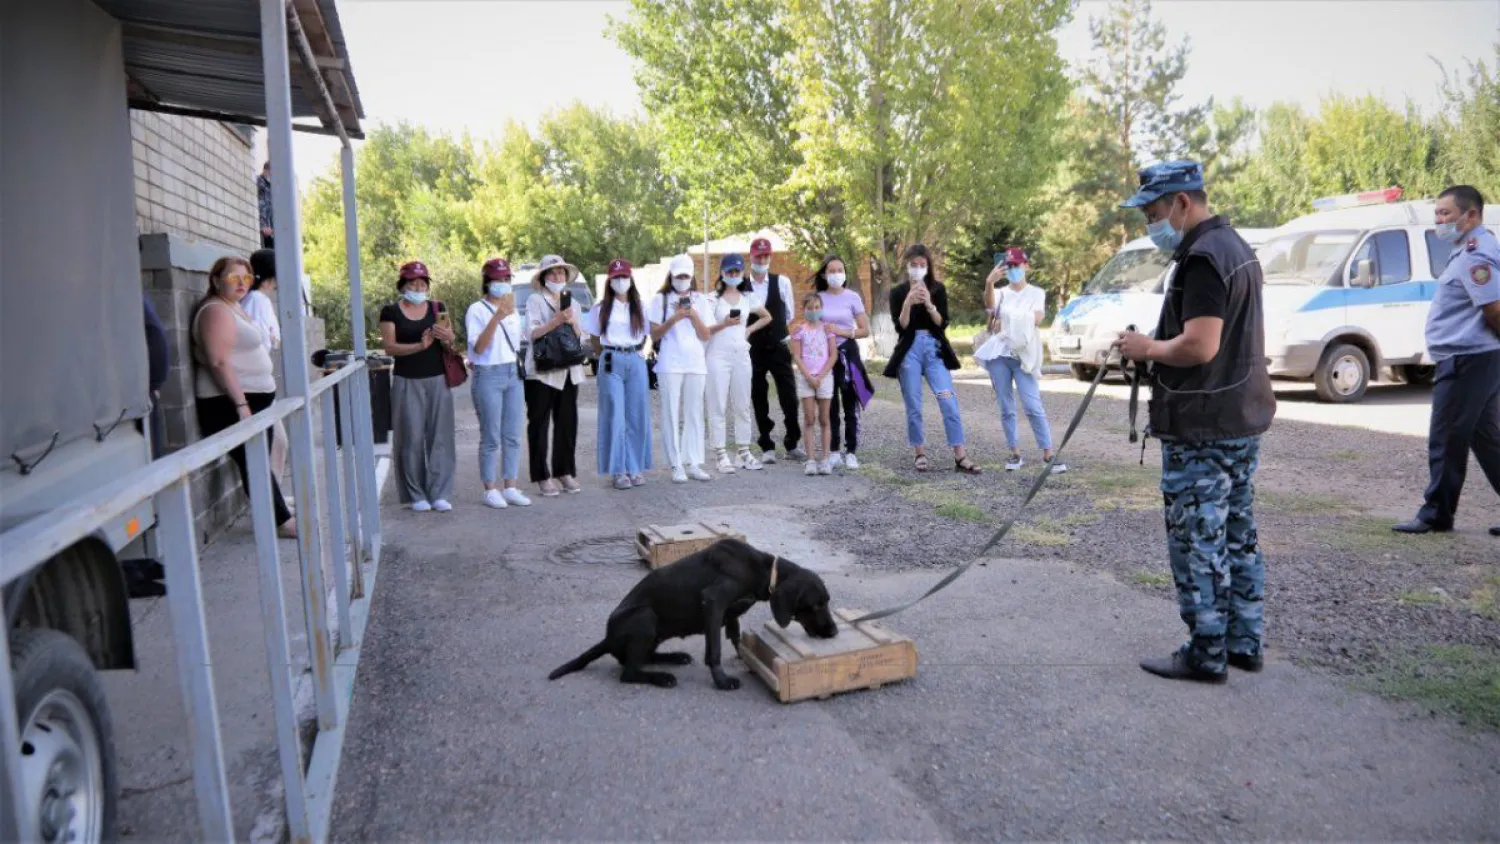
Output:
[1083, 247, 1173, 295]
[1259, 230, 1359, 286]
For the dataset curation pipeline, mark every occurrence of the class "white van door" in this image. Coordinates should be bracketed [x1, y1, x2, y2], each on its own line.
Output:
[1343, 228, 1424, 362]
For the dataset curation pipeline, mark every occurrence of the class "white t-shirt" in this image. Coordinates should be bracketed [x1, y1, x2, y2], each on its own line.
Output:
[465, 299, 523, 366]
[647, 290, 713, 375]
[582, 300, 649, 348]
[242, 288, 281, 350]
[980, 283, 1046, 361]
[747, 272, 795, 325]
[706, 288, 763, 358]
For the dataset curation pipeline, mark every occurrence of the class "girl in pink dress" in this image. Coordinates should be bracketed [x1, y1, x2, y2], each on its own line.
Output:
[789, 292, 837, 475]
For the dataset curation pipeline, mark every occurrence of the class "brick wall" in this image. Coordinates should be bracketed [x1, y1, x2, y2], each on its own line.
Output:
[131, 111, 260, 257]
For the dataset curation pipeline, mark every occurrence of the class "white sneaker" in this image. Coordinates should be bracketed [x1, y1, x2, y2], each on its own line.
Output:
[688, 465, 712, 482]
[829, 453, 844, 468]
[716, 451, 737, 474]
[502, 488, 532, 506]
[483, 489, 508, 509]
[432, 499, 452, 512]
[410, 499, 432, 512]
[817, 460, 833, 476]
[672, 467, 688, 483]
[1005, 453, 1024, 471]
[760, 450, 777, 465]
[843, 453, 860, 470]
[789, 446, 809, 461]
[738, 450, 763, 471]
[804, 460, 818, 476]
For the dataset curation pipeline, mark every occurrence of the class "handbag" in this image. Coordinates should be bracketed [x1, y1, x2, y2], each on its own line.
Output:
[532, 295, 587, 372]
[434, 302, 468, 389]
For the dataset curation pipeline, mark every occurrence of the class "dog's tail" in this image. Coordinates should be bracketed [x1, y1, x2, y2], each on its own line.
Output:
[547, 640, 610, 680]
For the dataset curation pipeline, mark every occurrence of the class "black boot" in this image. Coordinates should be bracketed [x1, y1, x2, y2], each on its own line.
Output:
[1227, 652, 1263, 672]
[1140, 649, 1227, 684]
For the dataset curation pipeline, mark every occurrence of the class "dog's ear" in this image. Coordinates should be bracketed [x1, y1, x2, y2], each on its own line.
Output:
[770, 580, 797, 628]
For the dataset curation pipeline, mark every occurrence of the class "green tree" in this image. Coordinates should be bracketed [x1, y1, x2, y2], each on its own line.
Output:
[1434, 41, 1500, 199]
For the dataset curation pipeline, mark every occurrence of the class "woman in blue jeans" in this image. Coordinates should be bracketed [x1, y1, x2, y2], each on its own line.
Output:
[582, 258, 653, 490]
[882, 243, 982, 474]
[977, 247, 1066, 474]
[465, 258, 532, 509]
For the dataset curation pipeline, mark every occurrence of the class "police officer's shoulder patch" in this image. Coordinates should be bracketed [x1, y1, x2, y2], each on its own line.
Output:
[1474, 264, 1493, 285]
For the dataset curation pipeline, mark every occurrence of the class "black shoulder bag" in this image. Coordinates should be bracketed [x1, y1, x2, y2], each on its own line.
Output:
[532, 294, 586, 372]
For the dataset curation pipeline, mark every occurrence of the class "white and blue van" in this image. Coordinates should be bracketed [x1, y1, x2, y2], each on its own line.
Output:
[1047, 228, 1271, 381]
[1259, 190, 1500, 402]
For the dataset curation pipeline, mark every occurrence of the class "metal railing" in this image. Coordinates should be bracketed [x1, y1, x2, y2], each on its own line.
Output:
[0, 358, 384, 843]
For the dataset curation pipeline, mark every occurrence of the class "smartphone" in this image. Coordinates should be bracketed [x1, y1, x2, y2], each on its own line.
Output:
[560, 290, 572, 311]
[678, 296, 692, 309]
[993, 252, 1006, 267]
[436, 310, 451, 329]
[729, 308, 741, 319]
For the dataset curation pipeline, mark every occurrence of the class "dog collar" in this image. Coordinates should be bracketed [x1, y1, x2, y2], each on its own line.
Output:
[768, 555, 779, 594]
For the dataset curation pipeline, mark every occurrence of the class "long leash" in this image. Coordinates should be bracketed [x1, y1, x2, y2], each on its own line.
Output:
[843, 331, 1139, 626]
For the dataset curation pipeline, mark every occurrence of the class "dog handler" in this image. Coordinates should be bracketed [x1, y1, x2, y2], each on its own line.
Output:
[1115, 160, 1276, 684]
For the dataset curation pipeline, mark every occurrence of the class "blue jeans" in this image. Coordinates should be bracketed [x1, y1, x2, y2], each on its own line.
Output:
[596, 349, 653, 476]
[897, 332, 964, 448]
[471, 363, 524, 485]
[983, 355, 1053, 451]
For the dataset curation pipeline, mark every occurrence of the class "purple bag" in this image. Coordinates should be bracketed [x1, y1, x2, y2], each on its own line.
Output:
[842, 344, 875, 408]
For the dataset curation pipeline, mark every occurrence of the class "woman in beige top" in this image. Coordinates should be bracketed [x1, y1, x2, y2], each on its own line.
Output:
[192, 255, 296, 538]
[524, 254, 588, 497]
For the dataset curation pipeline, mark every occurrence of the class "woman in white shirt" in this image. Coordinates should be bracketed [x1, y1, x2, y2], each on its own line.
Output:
[245, 249, 288, 483]
[466, 258, 532, 509]
[648, 254, 714, 483]
[704, 254, 772, 474]
[582, 258, 654, 490]
[976, 248, 1065, 473]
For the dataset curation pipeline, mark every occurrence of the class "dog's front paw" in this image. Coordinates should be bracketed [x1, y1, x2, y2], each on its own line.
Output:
[650, 673, 678, 688]
[713, 674, 742, 691]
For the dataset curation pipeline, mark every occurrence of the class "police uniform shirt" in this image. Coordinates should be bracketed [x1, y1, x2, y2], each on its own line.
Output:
[1425, 226, 1500, 361]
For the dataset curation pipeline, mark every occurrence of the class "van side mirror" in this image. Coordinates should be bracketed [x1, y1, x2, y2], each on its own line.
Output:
[1351, 259, 1375, 288]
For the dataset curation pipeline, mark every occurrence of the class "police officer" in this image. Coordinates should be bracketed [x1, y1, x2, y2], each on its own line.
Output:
[1393, 185, 1500, 538]
[1115, 160, 1277, 684]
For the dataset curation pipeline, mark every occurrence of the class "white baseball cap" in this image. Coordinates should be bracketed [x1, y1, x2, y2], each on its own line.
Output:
[668, 254, 694, 277]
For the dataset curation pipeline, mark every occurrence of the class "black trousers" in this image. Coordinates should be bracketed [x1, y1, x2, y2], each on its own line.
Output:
[829, 338, 864, 455]
[750, 342, 801, 453]
[196, 392, 293, 526]
[1417, 348, 1500, 527]
[525, 377, 579, 482]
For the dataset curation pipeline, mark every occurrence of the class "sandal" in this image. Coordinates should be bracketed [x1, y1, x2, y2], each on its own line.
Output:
[955, 456, 983, 475]
[914, 453, 930, 472]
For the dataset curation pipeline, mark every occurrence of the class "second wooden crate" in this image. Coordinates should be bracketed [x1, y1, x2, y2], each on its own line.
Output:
[634, 522, 745, 569]
[738, 608, 918, 703]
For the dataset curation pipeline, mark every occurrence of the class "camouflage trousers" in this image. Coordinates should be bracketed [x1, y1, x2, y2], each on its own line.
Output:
[1160, 436, 1266, 673]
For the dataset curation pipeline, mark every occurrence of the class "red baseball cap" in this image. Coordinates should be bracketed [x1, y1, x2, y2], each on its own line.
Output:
[749, 237, 773, 257]
[399, 260, 430, 280]
[482, 257, 511, 280]
[607, 258, 633, 278]
[1002, 247, 1030, 266]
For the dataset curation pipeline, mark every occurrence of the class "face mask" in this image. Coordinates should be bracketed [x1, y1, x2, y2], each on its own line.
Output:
[610, 278, 632, 296]
[751, 262, 770, 276]
[723, 274, 743, 286]
[1434, 220, 1465, 243]
[804, 310, 822, 321]
[907, 264, 926, 281]
[1146, 199, 1184, 251]
[487, 282, 511, 298]
[826, 273, 846, 288]
[402, 289, 428, 304]
[1006, 267, 1026, 286]
[545, 280, 566, 294]
[671, 276, 692, 292]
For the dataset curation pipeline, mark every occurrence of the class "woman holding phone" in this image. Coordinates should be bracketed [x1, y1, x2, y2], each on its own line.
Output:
[524, 253, 587, 497]
[648, 254, 714, 483]
[882, 243, 981, 474]
[705, 253, 772, 473]
[583, 258, 654, 490]
[976, 247, 1065, 474]
[379, 260, 459, 511]
[466, 257, 532, 509]
[811, 254, 872, 471]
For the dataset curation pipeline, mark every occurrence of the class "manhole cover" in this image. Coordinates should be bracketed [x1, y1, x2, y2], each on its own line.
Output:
[548, 536, 641, 567]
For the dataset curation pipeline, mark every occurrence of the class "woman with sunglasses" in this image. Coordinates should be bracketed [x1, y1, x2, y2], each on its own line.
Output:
[582, 259, 654, 490]
[648, 254, 714, 483]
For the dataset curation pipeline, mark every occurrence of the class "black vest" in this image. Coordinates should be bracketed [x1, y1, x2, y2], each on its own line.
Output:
[1148, 216, 1276, 443]
[747, 273, 789, 348]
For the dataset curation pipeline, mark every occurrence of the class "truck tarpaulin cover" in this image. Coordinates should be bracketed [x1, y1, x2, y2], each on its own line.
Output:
[1, 1, 150, 464]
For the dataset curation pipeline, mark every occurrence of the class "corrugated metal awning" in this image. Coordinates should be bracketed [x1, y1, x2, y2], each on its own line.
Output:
[94, 0, 365, 138]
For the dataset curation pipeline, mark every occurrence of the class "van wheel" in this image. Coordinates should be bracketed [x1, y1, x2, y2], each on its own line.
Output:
[10, 628, 117, 843]
[1070, 364, 1099, 382]
[1314, 344, 1369, 403]
[1397, 363, 1435, 386]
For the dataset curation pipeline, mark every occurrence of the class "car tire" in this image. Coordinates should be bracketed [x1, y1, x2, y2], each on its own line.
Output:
[1397, 363, 1435, 386]
[1071, 364, 1099, 382]
[1314, 343, 1370, 403]
[10, 627, 118, 842]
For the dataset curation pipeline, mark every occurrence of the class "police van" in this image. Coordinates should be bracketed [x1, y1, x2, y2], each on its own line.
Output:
[1048, 227, 1271, 381]
[1258, 188, 1500, 402]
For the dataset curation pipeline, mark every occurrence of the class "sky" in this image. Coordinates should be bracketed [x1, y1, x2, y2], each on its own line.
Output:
[273, 0, 1500, 189]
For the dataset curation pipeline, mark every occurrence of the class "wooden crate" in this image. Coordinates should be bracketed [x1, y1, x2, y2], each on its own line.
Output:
[634, 521, 746, 569]
[738, 608, 918, 703]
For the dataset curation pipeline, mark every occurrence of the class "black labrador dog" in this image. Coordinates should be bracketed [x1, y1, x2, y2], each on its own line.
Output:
[547, 537, 838, 690]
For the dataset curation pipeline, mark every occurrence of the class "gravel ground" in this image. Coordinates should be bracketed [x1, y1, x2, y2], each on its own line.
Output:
[810, 371, 1500, 727]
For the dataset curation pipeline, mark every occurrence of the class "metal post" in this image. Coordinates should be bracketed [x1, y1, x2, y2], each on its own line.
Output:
[261, 0, 338, 730]
[338, 377, 367, 604]
[0, 619, 36, 843]
[156, 480, 234, 840]
[246, 431, 310, 841]
[319, 389, 353, 647]
[340, 144, 381, 558]
[341, 145, 366, 358]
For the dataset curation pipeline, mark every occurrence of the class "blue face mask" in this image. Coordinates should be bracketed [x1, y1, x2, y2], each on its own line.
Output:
[1146, 218, 1182, 251]
[1433, 221, 1462, 243]
[487, 282, 511, 298]
[804, 310, 823, 322]
[402, 289, 428, 304]
[1006, 266, 1026, 285]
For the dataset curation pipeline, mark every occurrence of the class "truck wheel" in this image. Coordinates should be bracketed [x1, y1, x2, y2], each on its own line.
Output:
[1314, 344, 1370, 403]
[1071, 364, 1099, 382]
[1397, 363, 1435, 386]
[10, 627, 117, 843]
